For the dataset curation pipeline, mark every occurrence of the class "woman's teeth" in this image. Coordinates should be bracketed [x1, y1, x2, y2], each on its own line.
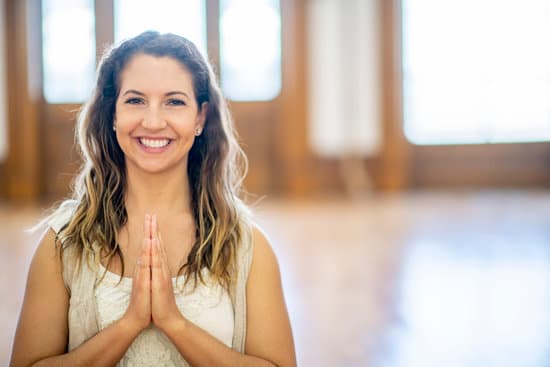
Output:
[139, 138, 170, 148]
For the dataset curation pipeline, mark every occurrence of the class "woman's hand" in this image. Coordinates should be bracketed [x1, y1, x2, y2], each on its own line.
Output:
[121, 215, 153, 333]
[150, 214, 186, 332]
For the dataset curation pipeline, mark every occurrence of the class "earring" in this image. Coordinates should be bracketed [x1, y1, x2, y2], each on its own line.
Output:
[113, 124, 116, 132]
[195, 127, 202, 136]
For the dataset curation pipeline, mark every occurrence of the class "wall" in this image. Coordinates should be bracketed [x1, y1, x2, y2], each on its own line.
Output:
[0, 0, 7, 162]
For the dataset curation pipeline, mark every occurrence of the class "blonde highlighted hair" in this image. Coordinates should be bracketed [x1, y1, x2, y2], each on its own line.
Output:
[49, 31, 250, 291]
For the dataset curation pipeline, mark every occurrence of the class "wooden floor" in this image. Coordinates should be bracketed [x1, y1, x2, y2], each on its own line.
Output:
[2, 190, 550, 366]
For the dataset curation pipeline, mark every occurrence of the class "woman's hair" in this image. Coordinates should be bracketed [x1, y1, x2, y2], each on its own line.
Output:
[51, 31, 250, 291]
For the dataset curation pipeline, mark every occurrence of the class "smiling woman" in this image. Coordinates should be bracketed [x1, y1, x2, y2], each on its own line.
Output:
[9, 31, 296, 367]
[114, 55, 206, 174]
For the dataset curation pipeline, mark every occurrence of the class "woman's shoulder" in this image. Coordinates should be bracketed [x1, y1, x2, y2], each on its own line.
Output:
[250, 224, 269, 250]
[236, 220, 268, 255]
[248, 224, 280, 274]
[233, 222, 278, 286]
[46, 199, 79, 234]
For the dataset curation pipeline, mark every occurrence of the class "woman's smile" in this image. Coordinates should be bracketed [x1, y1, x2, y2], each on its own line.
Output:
[135, 137, 173, 154]
[138, 137, 171, 148]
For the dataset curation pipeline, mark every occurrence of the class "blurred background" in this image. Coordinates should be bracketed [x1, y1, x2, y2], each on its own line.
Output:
[1, 0, 550, 365]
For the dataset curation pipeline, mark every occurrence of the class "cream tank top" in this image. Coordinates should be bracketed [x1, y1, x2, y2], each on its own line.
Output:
[46, 199, 253, 358]
[95, 265, 234, 366]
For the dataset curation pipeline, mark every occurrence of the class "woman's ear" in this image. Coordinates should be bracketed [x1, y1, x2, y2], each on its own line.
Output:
[195, 102, 208, 131]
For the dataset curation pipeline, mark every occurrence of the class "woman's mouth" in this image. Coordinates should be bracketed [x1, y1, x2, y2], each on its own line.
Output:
[138, 137, 171, 148]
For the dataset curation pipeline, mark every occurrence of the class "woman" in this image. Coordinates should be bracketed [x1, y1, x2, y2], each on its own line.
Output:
[10, 31, 296, 366]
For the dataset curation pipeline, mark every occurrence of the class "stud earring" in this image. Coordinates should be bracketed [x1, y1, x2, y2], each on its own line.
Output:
[195, 127, 202, 136]
[113, 124, 116, 132]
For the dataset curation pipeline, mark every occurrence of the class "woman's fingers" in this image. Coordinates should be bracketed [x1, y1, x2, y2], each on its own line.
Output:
[135, 214, 151, 280]
[122, 215, 152, 332]
[139, 239, 151, 286]
[151, 236, 162, 284]
[152, 215, 169, 276]
[151, 214, 157, 238]
[151, 215, 162, 285]
[137, 214, 151, 292]
[145, 213, 152, 240]
[150, 215, 181, 330]
[158, 230, 170, 273]
[136, 214, 151, 285]
[151, 215, 169, 283]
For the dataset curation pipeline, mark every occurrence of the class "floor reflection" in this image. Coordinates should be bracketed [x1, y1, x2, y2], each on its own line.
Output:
[384, 224, 550, 367]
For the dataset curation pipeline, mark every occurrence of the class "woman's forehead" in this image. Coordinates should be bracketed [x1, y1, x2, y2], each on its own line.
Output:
[119, 54, 194, 94]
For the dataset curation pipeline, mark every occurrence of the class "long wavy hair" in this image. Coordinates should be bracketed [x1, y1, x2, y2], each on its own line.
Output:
[50, 31, 250, 291]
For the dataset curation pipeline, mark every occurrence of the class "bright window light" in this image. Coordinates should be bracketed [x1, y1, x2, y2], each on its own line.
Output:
[42, 0, 96, 103]
[220, 0, 281, 101]
[402, 0, 550, 145]
[114, 0, 207, 56]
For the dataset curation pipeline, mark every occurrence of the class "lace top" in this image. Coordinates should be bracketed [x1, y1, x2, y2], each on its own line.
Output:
[95, 265, 234, 366]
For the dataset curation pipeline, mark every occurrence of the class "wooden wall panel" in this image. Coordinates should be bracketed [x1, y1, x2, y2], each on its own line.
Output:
[0, 163, 5, 199]
[0, 0, 6, 199]
[276, 0, 310, 196]
[41, 105, 81, 200]
[231, 101, 277, 196]
[379, 0, 411, 191]
[411, 143, 550, 188]
[5, 0, 42, 202]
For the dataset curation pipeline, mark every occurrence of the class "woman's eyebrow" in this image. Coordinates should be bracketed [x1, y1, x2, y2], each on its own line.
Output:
[165, 91, 190, 99]
[122, 89, 145, 96]
[121, 89, 190, 99]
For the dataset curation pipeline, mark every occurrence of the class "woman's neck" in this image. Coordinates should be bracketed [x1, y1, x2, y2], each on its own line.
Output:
[124, 165, 192, 219]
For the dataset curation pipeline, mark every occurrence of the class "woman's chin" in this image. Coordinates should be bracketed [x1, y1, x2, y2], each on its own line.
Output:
[128, 161, 185, 176]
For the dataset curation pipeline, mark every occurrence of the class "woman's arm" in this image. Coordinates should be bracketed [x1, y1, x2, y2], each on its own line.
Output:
[153, 223, 297, 367]
[242, 227, 297, 365]
[9, 229, 149, 367]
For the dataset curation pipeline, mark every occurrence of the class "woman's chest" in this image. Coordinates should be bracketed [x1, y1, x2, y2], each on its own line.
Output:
[109, 223, 195, 277]
[93, 269, 235, 364]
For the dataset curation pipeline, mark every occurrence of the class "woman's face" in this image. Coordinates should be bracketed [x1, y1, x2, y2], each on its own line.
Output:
[114, 53, 206, 175]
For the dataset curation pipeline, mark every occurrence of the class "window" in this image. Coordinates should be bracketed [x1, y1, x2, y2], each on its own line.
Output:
[220, 0, 282, 101]
[402, 0, 550, 145]
[306, 0, 381, 157]
[42, 0, 96, 103]
[114, 0, 207, 55]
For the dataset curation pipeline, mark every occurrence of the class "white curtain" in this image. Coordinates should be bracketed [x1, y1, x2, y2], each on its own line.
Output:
[0, 0, 7, 162]
[307, 0, 381, 157]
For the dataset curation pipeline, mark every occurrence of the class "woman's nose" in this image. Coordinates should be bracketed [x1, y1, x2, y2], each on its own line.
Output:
[142, 106, 167, 129]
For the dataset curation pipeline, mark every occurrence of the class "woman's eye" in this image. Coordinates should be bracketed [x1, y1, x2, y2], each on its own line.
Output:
[167, 99, 186, 106]
[125, 98, 144, 105]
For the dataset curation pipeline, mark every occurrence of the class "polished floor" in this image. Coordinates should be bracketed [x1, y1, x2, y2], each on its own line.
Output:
[2, 190, 550, 366]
